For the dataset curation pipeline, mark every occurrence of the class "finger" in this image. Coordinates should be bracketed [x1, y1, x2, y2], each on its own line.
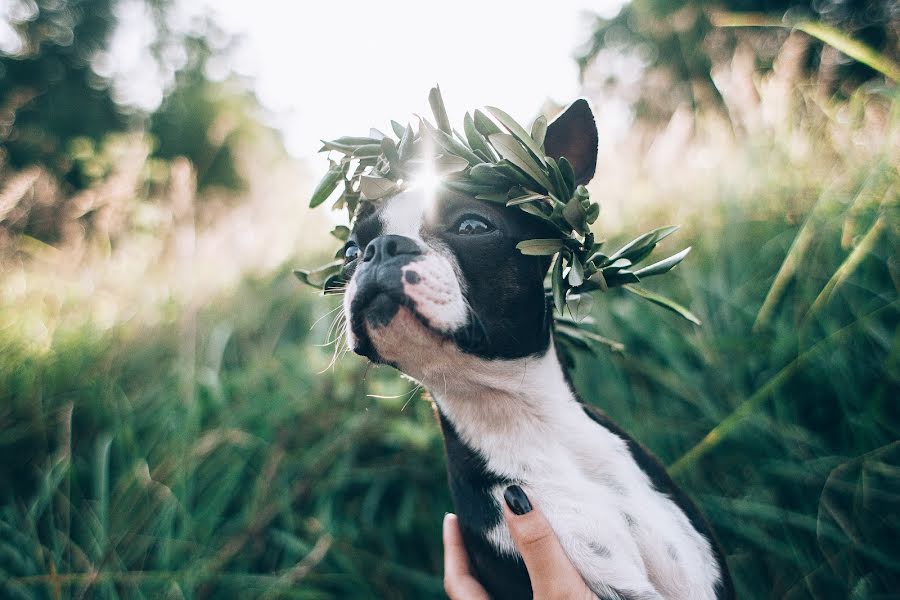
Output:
[503, 485, 588, 598]
[443, 513, 491, 600]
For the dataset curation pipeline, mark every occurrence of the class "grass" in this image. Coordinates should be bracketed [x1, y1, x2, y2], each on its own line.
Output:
[1, 91, 898, 600]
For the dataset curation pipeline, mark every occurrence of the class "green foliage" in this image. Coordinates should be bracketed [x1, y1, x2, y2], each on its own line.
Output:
[1, 1, 266, 195]
[0, 0, 128, 184]
[578, 0, 898, 121]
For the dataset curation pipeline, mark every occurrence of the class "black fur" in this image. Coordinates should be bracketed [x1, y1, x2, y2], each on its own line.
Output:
[437, 410, 532, 599]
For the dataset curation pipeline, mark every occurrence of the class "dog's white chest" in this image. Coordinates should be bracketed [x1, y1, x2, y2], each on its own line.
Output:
[474, 403, 720, 600]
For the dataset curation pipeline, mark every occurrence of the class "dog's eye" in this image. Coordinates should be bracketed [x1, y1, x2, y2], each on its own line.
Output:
[456, 217, 493, 236]
[344, 242, 360, 261]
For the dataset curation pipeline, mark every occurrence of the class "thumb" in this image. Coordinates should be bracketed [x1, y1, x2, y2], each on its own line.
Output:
[503, 485, 590, 599]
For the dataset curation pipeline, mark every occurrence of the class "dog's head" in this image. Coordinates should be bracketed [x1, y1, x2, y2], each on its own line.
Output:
[342, 99, 598, 380]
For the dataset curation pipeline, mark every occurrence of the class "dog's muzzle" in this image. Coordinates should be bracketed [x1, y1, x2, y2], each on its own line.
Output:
[347, 235, 423, 354]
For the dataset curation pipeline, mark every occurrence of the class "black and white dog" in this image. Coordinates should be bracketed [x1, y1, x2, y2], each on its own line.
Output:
[340, 100, 734, 599]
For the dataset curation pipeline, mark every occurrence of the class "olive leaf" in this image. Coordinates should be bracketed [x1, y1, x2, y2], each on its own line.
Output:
[607, 226, 680, 263]
[551, 253, 566, 314]
[506, 193, 549, 206]
[463, 112, 495, 160]
[309, 168, 342, 208]
[531, 115, 548, 148]
[486, 106, 546, 164]
[622, 285, 701, 325]
[330, 225, 350, 241]
[294, 260, 343, 288]
[429, 85, 452, 134]
[568, 255, 585, 286]
[488, 133, 555, 192]
[633, 247, 691, 278]
[469, 163, 511, 186]
[359, 175, 398, 200]
[516, 238, 566, 255]
[473, 109, 502, 137]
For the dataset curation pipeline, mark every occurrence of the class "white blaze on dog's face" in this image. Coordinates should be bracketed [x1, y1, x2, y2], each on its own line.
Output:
[340, 99, 598, 382]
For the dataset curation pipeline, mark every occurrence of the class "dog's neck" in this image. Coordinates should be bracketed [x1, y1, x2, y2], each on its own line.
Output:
[423, 342, 581, 453]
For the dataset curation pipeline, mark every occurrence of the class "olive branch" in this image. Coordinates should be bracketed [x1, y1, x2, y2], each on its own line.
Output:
[297, 87, 700, 354]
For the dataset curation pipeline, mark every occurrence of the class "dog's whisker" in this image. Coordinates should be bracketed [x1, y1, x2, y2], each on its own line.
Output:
[310, 303, 344, 331]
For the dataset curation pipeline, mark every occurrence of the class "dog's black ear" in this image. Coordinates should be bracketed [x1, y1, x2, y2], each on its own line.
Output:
[543, 99, 598, 186]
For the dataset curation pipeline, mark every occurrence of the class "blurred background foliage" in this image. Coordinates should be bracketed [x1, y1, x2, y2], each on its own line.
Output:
[0, 0, 898, 599]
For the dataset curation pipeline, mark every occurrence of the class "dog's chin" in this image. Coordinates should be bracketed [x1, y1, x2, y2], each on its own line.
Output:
[351, 298, 456, 369]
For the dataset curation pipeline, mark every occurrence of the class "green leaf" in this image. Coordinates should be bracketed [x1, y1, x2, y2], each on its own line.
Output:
[420, 118, 482, 165]
[475, 192, 510, 203]
[518, 202, 552, 221]
[608, 226, 680, 262]
[554, 323, 625, 353]
[432, 154, 470, 174]
[469, 163, 511, 186]
[602, 269, 640, 287]
[531, 115, 548, 148]
[551, 254, 566, 314]
[330, 225, 350, 241]
[428, 86, 452, 134]
[486, 106, 546, 165]
[494, 160, 536, 188]
[294, 260, 343, 288]
[564, 292, 593, 322]
[398, 123, 415, 160]
[516, 238, 566, 255]
[558, 156, 576, 193]
[633, 247, 691, 278]
[622, 285, 701, 325]
[331, 136, 382, 146]
[381, 137, 400, 167]
[443, 179, 497, 196]
[309, 168, 342, 208]
[359, 175, 398, 200]
[562, 195, 590, 234]
[568, 255, 584, 286]
[606, 258, 632, 270]
[369, 128, 387, 140]
[588, 268, 608, 292]
[488, 133, 555, 192]
[506, 193, 548, 206]
[319, 140, 359, 154]
[351, 144, 383, 158]
[473, 109, 502, 137]
[390, 120, 406, 138]
[463, 112, 495, 160]
[546, 157, 570, 201]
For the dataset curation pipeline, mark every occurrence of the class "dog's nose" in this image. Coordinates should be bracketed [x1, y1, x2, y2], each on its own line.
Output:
[363, 235, 422, 263]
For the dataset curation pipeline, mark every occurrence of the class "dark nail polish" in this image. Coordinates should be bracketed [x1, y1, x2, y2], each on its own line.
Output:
[504, 485, 532, 515]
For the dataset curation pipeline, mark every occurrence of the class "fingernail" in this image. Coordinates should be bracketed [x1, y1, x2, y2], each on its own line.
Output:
[504, 485, 532, 515]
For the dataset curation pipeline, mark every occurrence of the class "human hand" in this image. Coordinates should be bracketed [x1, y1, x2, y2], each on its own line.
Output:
[442, 485, 597, 600]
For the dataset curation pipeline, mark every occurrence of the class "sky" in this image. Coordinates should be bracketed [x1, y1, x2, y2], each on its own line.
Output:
[1, 0, 628, 158]
[169, 0, 626, 158]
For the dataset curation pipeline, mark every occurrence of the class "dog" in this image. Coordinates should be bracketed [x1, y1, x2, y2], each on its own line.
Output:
[339, 99, 734, 599]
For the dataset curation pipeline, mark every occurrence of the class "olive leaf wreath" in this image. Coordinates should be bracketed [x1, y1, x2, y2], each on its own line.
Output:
[296, 86, 699, 357]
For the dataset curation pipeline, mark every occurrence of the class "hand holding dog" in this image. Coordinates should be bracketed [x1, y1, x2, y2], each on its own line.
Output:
[443, 486, 597, 600]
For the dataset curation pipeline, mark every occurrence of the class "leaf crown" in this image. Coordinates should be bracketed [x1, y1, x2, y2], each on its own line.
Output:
[297, 87, 699, 356]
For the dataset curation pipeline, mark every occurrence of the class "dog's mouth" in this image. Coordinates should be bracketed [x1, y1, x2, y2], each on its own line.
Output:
[349, 285, 488, 362]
